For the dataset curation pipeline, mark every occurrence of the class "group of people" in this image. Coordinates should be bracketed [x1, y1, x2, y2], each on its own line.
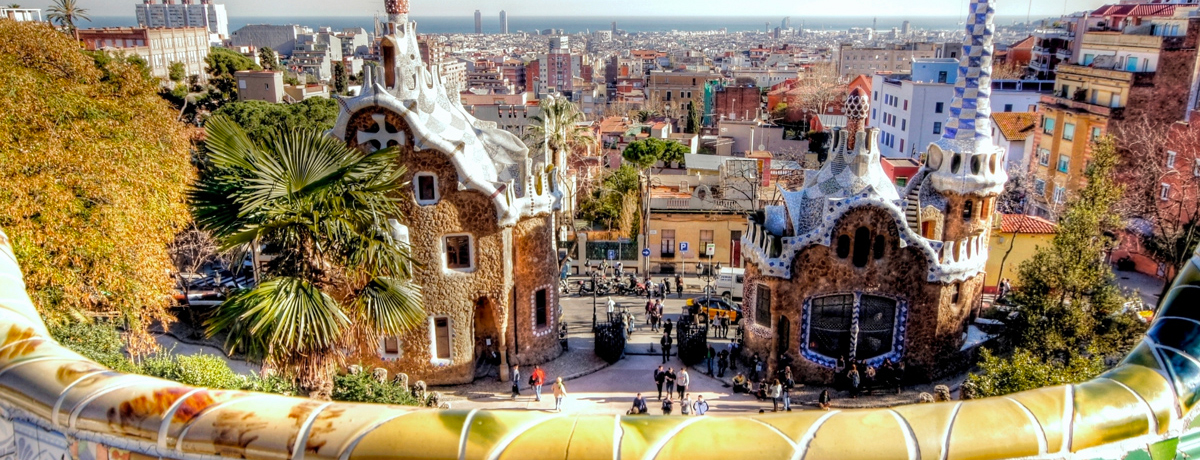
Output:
[837, 357, 904, 398]
[996, 278, 1013, 302]
[633, 365, 708, 415]
[645, 298, 669, 332]
[510, 364, 569, 411]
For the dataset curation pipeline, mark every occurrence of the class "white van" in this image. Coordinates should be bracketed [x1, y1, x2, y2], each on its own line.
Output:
[714, 267, 745, 300]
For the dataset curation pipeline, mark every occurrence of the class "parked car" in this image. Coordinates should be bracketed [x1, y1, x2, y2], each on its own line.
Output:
[686, 296, 742, 323]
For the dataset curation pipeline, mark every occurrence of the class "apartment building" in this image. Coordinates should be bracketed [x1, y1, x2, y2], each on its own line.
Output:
[1030, 7, 1200, 220]
[869, 59, 1053, 158]
[837, 42, 939, 79]
[647, 69, 720, 116]
[77, 27, 210, 83]
[135, 0, 228, 43]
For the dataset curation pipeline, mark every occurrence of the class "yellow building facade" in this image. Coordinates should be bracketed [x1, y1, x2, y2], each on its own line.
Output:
[647, 212, 748, 274]
[984, 214, 1057, 291]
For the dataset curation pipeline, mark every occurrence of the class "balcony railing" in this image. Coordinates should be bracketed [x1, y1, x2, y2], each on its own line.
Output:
[1033, 28, 1071, 39]
[1040, 94, 1125, 119]
[1055, 64, 1135, 82]
[1056, 49, 1071, 60]
[1081, 32, 1163, 50]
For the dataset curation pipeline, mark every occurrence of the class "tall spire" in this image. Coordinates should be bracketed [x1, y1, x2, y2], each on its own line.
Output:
[940, 0, 995, 150]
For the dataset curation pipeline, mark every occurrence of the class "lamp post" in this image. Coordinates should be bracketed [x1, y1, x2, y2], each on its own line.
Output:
[591, 272, 598, 330]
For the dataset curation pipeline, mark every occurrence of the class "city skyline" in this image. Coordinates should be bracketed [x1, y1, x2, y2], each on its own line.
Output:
[18, 0, 1110, 19]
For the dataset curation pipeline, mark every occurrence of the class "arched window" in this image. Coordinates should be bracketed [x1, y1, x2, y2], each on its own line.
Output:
[962, 200, 974, 220]
[836, 234, 851, 258]
[852, 227, 870, 267]
[873, 235, 885, 259]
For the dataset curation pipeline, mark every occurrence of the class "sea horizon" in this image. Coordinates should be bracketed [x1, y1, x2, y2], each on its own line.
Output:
[80, 14, 1042, 35]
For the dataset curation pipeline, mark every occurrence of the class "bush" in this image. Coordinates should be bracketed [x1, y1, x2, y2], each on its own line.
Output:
[240, 373, 299, 396]
[331, 369, 418, 405]
[967, 348, 1106, 398]
[136, 350, 243, 390]
[49, 321, 138, 373]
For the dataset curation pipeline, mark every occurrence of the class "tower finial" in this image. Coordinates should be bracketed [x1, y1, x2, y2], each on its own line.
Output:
[843, 87, 869, 150]
[940, 0, 995, 148]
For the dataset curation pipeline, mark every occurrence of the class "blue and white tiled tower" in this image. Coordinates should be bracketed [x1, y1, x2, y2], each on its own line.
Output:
[926, 0, 1008, 197]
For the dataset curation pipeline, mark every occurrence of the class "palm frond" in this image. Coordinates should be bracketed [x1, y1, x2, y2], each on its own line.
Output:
[353, 277, 425, 337]
[206, 277, 349, 359]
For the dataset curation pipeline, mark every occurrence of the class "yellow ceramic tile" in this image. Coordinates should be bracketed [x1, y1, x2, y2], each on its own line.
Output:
[0, 358, 97, 420]
[73, 377, 197, 443]
[496, 414, 581, 460]
[805, 410, 911, 460]
[1120, 341, 1166, 373]
[1006, 385, 1070, 454]
[297, 402, 417, 460]
[618, 415, 693, 460]
[563, 415, 619, 460]
[462, 410, 558, 460]
[349, 410, 468, 460]
[1071, 379, 1153, 452]
[748, 410, 834, 443]
[947, 397, 1041, 460]
[892, 402, 960, 460]
[1102, 365, 1177, 433]
[655, 416, 795, 459]
[179, 395, 330, 460]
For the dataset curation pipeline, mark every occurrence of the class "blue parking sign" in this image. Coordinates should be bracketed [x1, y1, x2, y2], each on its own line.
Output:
[680, 241, 689, 252]
[607, 249, 616, 260]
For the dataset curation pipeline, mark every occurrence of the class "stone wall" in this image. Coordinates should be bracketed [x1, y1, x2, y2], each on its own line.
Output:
[345, 108, 509, 385]
[509, 215, 564, 366]
[744, 205, 980, 384]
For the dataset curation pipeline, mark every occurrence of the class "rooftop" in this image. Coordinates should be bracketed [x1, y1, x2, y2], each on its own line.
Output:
[991, 112, 1038, 142]
[999, 214, 1057, 234]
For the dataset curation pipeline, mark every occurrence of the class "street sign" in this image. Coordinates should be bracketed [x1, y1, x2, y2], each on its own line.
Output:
[641, 248, 651, 257]
[705, 243, 716, 256]
[680, 241, 689, 252]
[607, 249, 616, 260]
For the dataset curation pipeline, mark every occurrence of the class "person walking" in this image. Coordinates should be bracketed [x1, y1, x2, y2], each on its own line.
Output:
[675, 273, 683, 298]
[660, 333, 672, 363]
[782, 366, 794, 411]
[661, 396, 674, 415]
[663, 277, 671, 295]
[654, 365, 666, 400]
[606, 297, 615, 316]
[510, 365, 521, 400]
[664, 318, 673, 337]
[664, 367, 677, 399]
[676, 368, 690, 400]
[531, 365, 546, 402]
[680, 393, 693, 415]
[717, 350, 728, 378]
[693, 394, 709, 415]
[770, 379, 783, 412]
[552, 377, 567, 412]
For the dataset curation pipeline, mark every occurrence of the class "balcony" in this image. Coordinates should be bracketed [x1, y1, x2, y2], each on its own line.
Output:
[1040, 94, 1125, 119]
[1028, 60, 1051, 72]
[1056, 49, 1071, 60]
[1056, 64, 1143, 83]
[1081, 32, 1163, 50]
[1033, 28, 1071, 39]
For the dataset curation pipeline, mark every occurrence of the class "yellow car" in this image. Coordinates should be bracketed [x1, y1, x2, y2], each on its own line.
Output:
[686, 297, 741, 323]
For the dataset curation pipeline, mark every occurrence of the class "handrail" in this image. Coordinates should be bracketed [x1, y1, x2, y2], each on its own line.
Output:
[2, 228, 1200, 459]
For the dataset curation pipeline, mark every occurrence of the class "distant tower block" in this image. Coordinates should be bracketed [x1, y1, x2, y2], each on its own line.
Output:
[499, 10, 508, 34]
[474, 9, 482, 34]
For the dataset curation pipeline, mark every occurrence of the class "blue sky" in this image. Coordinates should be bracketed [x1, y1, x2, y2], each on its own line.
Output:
[21, 0, 1106, 18]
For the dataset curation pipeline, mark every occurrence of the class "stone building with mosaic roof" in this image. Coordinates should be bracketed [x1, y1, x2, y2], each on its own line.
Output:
[329, 0, 564, 385]
[741, 0, 1009, 382]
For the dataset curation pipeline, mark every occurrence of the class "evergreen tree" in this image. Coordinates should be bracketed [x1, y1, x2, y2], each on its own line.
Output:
[258, 47, 280, 71]
[968, 137, 1147, 396]
[333, 62, 348, 95]
[685, 101, 701, 134]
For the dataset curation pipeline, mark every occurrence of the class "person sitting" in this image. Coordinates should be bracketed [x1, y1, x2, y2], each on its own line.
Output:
[755, 380, 769, 401]
[818, 389, 832, 410]
[629, 393, 649, 415]
[731, 373, 750, 393]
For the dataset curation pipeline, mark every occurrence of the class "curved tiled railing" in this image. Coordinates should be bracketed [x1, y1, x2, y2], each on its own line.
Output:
[2, 226, 1200, 460]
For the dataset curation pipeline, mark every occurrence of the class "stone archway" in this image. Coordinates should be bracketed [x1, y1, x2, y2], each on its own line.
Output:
[473, 297, 502, 380]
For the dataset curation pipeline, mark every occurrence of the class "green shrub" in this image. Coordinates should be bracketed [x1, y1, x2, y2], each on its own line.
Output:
[967, 348, 1106, 398]
[48, 321, 137, 373]
[331, 369, 418, 405]
[174, 354, 244, 389]
[240, 373, 299, 396]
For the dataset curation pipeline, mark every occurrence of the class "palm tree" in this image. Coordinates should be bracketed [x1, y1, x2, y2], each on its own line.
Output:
[527, 96, 595, 243]
[46, 0, 89, 33]
[191, 116, 424, 398]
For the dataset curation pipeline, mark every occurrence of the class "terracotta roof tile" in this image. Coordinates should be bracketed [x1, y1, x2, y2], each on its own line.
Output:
[999, 214, 1057, 234]
[991, 112, 1038, 141]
